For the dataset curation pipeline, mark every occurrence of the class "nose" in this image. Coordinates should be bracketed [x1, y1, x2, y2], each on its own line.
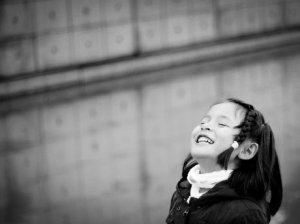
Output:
[200, 122, 212, 131]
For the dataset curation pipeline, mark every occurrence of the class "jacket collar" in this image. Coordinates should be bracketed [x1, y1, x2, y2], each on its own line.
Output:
[176, 177, 262, 208]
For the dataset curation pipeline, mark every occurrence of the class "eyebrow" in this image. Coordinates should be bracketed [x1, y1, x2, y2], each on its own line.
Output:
[219, 115, 231, 121]
[202, 115, 232, 122]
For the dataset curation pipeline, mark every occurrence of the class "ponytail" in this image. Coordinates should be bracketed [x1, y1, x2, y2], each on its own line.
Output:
[260, 124, 282, 215]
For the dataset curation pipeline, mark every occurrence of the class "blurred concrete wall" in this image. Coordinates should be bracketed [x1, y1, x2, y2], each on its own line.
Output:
[1, 0, 300, 224]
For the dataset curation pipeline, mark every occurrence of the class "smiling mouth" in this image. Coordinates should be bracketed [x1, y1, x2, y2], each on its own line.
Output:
[195, 135, 214, 144]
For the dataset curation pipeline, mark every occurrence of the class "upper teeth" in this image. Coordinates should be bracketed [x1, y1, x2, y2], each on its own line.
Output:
[197, 136, 214, 144]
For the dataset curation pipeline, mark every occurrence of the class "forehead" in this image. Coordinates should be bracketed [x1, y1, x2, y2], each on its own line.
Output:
[207, 102, 246, 122]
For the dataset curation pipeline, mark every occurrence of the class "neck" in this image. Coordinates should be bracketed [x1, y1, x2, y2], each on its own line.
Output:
[195, 158, 222, 173]
[194, 158, 237, 173]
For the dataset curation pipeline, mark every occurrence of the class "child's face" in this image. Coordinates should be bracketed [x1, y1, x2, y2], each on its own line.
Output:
[191, 102, 246, 163]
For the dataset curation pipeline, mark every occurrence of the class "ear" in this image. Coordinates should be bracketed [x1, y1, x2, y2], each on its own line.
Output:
[238, 141, 258, 160]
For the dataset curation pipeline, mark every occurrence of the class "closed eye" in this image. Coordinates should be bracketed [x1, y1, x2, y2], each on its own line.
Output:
[218, 123, 229, 127]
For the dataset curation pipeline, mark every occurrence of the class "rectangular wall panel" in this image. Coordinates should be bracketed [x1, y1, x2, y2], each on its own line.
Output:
[0, 2, 34, 37]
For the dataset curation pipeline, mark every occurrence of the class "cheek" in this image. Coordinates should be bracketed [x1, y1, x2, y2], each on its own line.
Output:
[216, 130, 236, 148]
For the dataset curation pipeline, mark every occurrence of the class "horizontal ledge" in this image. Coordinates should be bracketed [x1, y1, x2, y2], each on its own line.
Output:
[1, 29, 300, 113]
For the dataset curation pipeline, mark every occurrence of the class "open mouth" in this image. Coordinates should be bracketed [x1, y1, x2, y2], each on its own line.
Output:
[195, 134, 214, 144]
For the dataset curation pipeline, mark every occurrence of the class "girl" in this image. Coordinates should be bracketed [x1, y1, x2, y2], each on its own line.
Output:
[166, 98, 282, 224]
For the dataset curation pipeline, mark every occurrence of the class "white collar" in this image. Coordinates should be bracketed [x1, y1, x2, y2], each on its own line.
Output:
[187, 164, 232, 202]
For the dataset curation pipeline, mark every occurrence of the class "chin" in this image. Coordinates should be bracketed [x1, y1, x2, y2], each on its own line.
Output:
[191, 147, 214, 160]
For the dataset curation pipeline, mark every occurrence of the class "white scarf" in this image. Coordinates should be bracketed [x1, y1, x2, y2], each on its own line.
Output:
[187, 164, 233, 203]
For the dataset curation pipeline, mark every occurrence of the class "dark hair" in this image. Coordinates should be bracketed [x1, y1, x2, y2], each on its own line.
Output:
[182, 98, 282, 216]
[223, 98, 282, 216]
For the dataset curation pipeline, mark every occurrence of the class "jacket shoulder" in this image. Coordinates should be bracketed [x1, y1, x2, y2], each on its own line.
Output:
[230, 207, 268, 224]
[194, 199, 268, 224]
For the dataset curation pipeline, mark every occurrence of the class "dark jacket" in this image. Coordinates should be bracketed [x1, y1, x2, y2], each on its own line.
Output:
[166, 177, 270, 224]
